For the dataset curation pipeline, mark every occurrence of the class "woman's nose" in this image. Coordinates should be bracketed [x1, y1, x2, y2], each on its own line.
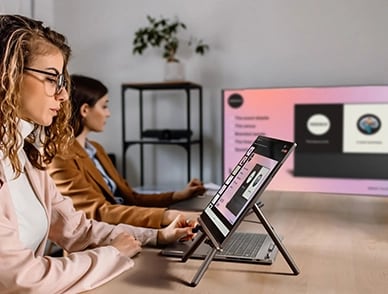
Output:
[56, 88, 69, 102]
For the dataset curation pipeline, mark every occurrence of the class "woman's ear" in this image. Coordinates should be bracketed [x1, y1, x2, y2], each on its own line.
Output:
[79, 103, 89, 118]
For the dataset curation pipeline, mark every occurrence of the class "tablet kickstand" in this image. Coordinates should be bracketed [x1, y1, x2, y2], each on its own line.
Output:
[183, 202, 300, 287]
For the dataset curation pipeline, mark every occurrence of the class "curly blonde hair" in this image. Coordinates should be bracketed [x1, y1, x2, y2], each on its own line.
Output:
[0, 15, 73, 176]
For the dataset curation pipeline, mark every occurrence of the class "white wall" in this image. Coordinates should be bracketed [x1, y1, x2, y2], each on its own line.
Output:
[0, 0, 53, 24]
[0, 0, 32, 16]
[7, 0, 388, 187]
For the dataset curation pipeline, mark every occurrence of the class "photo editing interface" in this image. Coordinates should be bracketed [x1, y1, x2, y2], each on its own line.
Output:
[204, 139, 278, 238]
[223, 86, 388, 196]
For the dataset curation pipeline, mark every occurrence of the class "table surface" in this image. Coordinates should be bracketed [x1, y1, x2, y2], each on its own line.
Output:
[84, 191, 388, 294]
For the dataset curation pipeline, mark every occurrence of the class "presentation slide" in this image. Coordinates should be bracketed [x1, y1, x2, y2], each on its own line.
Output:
[223, 86, 388, 196]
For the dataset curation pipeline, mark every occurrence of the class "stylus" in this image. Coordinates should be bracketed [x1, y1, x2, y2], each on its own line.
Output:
[178, 224, 203, 242]
[192, 224, 202, 233]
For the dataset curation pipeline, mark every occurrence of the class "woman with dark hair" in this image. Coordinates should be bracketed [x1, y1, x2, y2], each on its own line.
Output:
[0, 15, 195, 293]
[48, 74, 205, 228]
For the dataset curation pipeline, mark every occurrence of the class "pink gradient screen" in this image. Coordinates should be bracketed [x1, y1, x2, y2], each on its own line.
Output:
[223, 86, 388, 196]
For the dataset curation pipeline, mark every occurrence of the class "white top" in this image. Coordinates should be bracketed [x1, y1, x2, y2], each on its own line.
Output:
[1, 120, 48, 252]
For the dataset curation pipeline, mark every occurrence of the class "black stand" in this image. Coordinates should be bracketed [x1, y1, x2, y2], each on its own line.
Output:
[182, 203, 300, 287]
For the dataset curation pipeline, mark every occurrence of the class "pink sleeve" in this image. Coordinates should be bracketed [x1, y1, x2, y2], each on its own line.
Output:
[0, 166, 156, 293]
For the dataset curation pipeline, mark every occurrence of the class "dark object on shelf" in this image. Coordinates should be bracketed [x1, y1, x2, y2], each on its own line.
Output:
[121, 81, 203, 186]
[142, 129, 193, 140]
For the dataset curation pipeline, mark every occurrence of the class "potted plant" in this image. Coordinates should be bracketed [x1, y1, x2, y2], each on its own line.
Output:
[132, 15, 209, 80]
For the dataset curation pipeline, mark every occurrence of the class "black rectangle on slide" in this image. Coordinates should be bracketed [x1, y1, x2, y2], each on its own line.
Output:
[294, 153, 388, 179]
[294, 104, 343, 153]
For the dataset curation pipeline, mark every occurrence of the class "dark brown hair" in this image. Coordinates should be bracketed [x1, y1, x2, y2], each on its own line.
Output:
[70, 74, 108, 137]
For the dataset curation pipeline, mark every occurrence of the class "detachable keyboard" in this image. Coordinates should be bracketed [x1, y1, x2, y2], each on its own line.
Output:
[219, 232, 267, 258]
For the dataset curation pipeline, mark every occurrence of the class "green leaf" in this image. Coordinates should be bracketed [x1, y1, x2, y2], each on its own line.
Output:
[132, 15, 210, 60]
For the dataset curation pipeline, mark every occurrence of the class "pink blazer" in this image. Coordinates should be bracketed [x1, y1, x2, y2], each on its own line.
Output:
[0, 158, 157, 293]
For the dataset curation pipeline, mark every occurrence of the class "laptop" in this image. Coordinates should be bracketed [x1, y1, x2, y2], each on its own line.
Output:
[135, 183, 219, 212]
[169, 185, 219, 212]
[161, 135, 296, 265]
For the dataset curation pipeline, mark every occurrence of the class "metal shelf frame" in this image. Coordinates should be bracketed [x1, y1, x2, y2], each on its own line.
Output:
[121, 81, 203, 186]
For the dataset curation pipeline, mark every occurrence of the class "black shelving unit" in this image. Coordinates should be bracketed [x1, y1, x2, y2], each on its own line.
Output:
[121, 81, 203, 186]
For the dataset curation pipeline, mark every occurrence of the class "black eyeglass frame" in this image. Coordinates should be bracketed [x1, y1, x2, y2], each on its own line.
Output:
[24, 67, 67, 96]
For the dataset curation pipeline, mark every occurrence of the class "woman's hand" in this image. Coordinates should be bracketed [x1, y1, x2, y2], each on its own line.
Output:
[110, 232, 142, 257]
[172, 178, 206, 201]
[157, 214, 197, 245]
[162, 209, 199, 227]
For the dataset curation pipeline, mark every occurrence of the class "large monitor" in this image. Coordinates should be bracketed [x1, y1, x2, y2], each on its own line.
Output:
[222, 85, 388, 196]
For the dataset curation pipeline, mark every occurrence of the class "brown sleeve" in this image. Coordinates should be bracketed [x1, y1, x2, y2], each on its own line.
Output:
[48, 154, 166, 229]
[93, 142, 177, 207]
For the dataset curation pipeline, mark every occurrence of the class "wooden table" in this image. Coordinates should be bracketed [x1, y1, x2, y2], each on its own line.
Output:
[84, 191, 388, 293]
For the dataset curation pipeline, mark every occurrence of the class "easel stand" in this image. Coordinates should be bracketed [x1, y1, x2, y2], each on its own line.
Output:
[181, 203, 300, 287]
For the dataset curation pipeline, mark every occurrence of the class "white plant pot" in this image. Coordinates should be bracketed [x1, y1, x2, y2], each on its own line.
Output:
[164, 61, 185, 81]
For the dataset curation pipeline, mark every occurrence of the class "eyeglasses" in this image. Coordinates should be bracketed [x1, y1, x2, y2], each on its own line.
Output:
[24, 67, 67, 96]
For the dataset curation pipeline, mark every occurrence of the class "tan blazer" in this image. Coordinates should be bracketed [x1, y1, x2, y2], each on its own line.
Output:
[0, 156, 157, 293]
[48, 140, 177, 228]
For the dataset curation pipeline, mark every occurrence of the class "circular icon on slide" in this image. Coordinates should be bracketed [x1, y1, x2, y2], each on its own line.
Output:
[357, 114, 381, 135]
[228, 93, 243, 108]
[306, 114, 331, 136]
